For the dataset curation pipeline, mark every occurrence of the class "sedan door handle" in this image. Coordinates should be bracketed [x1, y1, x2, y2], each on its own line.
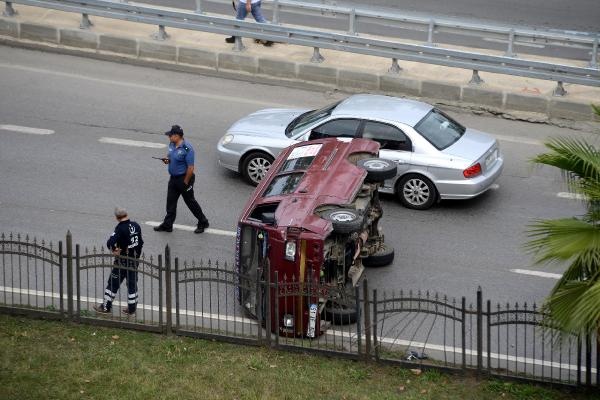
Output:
[393, 160, 405, 164]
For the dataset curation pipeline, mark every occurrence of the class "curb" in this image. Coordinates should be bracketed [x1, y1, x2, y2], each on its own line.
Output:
[1, 19, 598, 124]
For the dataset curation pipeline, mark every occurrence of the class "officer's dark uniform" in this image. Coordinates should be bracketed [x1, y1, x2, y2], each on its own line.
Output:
[101, 219, 144, 313]
[157, 127, 209, 232]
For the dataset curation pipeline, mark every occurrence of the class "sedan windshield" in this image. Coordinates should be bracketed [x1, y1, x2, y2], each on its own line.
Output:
[285, 101, 341, 138]
[414, 109, 465, 150]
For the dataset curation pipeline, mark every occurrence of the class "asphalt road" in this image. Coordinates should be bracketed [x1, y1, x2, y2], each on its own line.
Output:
[0, 46, 595, 308]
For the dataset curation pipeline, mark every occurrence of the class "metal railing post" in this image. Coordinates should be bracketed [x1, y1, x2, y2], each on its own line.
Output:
[486, 300, 491, 371]
[75, 244, 81, 320]
[348, 8, 356, 35]
[233, 36, 246, 52]
[505, 29, 517, 57]
[265, 262, 272, 347]
[388, 58, 402, 74]
[80, 13, 93, 30]
[58, 240, 64, 313]
[469, 70, 484, 85]
[476, 287, 483, 375]
[426, 19, 436, 46]
[152, 25, 170, 41]
[174, 256, 179, 332]
[461, 296, 466, 370]
[66, 231, 74, 320]
[310, 47, 325, 63]
[272, 0, 280, 25]
[553, 81, 567, 96]
[273, 271, 279, 348]
[590, 38, 598, 69]
[585, 333, 592, 386]
[372, 289, 379, 361]
[4, 2, 17, 17]
[194, 0, 203, 14]
[165, 245, 172, 334]
[362, 279, 371, 359]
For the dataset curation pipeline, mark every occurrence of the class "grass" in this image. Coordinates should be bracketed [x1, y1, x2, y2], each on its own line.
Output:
[0, 314, 598, 400]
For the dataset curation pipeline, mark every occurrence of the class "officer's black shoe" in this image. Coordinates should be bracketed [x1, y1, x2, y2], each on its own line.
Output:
[154, 225, 173, 232]
[121, 307, 136, 316]
[195, 220, 209, 234]
[225, 36, 236, 43]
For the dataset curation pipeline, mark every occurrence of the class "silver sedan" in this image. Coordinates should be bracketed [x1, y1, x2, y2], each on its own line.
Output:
[217, 94, 503, 210]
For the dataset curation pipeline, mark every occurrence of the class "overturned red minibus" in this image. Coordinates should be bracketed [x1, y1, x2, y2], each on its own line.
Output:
[237, 138, 396, 337]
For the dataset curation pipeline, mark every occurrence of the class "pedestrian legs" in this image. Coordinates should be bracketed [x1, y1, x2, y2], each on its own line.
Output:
[162, 177, 182, 228]
[102, 266, 126, 311]
[180, 174, 209, 226]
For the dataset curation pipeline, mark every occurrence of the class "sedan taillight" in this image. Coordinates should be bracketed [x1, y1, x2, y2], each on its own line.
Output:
[463, 163, 482, 178]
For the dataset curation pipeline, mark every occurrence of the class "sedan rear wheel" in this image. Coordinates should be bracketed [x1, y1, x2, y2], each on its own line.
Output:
[242, 152, 274, 186]
[397, 174, 437, 210]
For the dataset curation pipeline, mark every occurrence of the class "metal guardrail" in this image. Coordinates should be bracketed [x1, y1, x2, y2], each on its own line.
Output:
[3, 0, 599, 92]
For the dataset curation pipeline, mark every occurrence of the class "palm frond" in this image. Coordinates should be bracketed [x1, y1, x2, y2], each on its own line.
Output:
[525, 218, 600, 264]
[531, 138, 600, 199]
[543, 280, 600, 334]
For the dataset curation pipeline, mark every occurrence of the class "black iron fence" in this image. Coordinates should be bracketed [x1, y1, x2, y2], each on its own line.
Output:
[0, 232, 597, 388]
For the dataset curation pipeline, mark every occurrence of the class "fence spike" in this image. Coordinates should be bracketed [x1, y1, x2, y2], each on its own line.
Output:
[1, 232, 4, 240]
[208, 259, 212, 267]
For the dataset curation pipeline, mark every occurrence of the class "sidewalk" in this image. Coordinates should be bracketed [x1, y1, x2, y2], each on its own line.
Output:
[1, 3, 599, 125]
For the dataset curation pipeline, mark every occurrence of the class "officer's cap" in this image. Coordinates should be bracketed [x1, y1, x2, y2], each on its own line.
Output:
[165, 125, 184, 136]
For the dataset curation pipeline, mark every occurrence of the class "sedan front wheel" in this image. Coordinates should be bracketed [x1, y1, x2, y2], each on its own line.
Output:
[241, 152, 274, 186]
[397, 174, 437, 210]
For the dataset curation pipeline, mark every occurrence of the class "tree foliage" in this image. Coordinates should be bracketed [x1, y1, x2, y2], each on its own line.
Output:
[526, 105, 600, 335]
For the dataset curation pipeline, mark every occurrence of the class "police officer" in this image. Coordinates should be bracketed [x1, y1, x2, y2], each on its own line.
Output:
[154, 125, 210, 234]
[94, 207, 144, 315]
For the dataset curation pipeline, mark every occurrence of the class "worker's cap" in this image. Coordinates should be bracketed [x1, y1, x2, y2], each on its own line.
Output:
[165, 124, 184, 136]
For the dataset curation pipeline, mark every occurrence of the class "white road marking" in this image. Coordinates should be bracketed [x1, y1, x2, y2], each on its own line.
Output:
[494, 134, 542, 146]
[99, 137, 166, 149]
[489, 183, 500, 190]
[510, 269, 562, 280]
[0, 124, 54, 135]
[557, 192, 587, 201]
[0, 63, 293, 108]
[145, 221, 236, 237]
[1, 284, 595, 373]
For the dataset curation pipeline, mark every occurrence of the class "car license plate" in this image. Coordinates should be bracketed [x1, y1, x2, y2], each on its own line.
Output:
[485, 150, 497, 168]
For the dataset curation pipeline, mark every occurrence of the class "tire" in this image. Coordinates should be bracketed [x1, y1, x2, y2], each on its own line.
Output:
[358, 158, 397, 183]
[323, 304, 358, 325]
[241, 151, 274, 186]
[322, 208, 363, 234]
[363, 244, 395, 268]
[396, 174, 437, 210]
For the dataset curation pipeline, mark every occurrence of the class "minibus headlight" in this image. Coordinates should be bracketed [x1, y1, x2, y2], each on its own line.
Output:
[283, 314, 294, 328]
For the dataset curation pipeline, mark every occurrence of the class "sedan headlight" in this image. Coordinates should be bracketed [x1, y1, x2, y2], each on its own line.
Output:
[285, 240, 296, 261]
[220, 134, 234, 146]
